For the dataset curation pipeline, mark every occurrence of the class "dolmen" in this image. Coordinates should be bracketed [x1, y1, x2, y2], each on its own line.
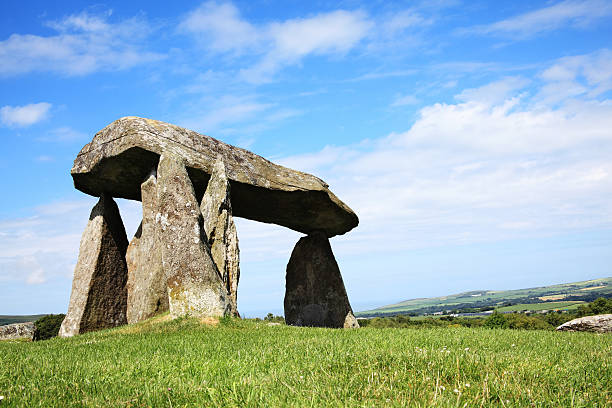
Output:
[59, 117, 359, 336]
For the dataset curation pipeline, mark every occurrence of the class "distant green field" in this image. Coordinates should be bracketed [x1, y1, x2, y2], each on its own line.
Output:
[358, 277, 612, 317]
[0, 316, 610, 407]
[496, 301, 585, 313]
[0, 315, 46, 326]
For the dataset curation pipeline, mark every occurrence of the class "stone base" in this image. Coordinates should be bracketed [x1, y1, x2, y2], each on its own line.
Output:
[126, 173, 168, 324]
[59, 195, 129, 337]
[157, 152, 231, 318]
[284, 232, 359, 328]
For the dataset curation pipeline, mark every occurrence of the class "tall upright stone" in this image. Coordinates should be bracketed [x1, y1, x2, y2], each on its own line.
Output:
[126, 172, 168, 323]
[59, 194, 129, 337]
[156, 152, 231, 318]
[200, 158, 240, 316]
[284, 231, 359, 328]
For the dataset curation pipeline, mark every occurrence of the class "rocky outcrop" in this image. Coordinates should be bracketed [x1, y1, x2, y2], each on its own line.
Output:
[59, 195, 129, 337]
[126, 173, 168, 323]
[284, 232, 359, 328]
[200, 158, 240, 316]
[0, 322, 35, 341]
[156, 152, 231, 318]
[556, 314, 612, 333]
[71, 117, 358, 237]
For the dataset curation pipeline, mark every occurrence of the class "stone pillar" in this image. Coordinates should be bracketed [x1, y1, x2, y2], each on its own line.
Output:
[200, 158, 240, 316]
[59, 194, 129, 337]
[156, 152, 231, 318]
[284, 231, 359, 328]
[126, 172, 168, 323]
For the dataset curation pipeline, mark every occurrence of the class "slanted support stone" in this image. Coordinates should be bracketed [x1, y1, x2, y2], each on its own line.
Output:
[284, 231, 359, 328]
[59, 194, 129, 337]
[126, 172, 167, 323]
[156, 152, 231, 318]
[200, 158, 240, 316]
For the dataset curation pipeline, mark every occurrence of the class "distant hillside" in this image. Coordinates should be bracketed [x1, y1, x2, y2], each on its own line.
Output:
[357, 277, 612, 317]
[0, 315, 46, 326]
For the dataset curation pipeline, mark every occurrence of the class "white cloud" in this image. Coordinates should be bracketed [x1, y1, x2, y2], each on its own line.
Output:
[179, 1, 260, 54]
[0, 102, 52, 127]
[274, 52, 612, 257]
[464, 0, 612, 38]
[0, 11, 164, 76]
[244, 10, 372, 83]
[180, 2, 372, 83]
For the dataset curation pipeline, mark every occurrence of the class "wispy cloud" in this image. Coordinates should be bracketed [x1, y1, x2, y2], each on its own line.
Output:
[38, 126, 87, 142]
[0, 102, 52, 127]
[391, 94, 420, 107]
[463, 0, 612, 38]
[455, 76, 530, 104]
[345, 69, 417, 82]
[180, 2, 372, 83]
[0, 10, 164, 76]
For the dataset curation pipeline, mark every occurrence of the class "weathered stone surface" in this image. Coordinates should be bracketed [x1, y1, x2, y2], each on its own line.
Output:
[156, 152, 231, 318]
[284, 231, 359, 328]
[556, 314, 612, 333]
[200, 158, 240, 316]
[59, 195, 128, 337]
[0, 322, 35, 341]
[126, 173, 168, 323]
[71, 117, 358, 237]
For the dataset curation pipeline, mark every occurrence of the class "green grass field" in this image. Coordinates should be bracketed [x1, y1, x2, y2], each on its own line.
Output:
[496, 301, 585, 313]
[0, 315, 46, 326]
[0, 316, 610, 407]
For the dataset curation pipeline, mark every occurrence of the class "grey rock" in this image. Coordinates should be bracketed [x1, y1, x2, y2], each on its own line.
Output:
[0, 322, 35, 341]
[71, 117, 358, 237]
[284, 231, 359, 328]
[126, 173, 168, 323]
[59, 195, 128, 337]
[556, 314, 612, 333]
[156, 152, 231, 318]
[200, 158, 240, 316]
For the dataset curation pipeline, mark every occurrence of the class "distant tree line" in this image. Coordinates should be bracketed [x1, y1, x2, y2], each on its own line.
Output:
[359, 298, 612, 331]
[359, 292, 610, 318]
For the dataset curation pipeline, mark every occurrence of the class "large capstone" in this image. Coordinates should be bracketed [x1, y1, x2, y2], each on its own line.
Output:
[71, 117, 358, 237]
[156, 152, 231, 318]
[200, 158, 240, 316]
[126, 173, 168, 323]
[59, 195, 129, 337]
[284, 231, 359, 328]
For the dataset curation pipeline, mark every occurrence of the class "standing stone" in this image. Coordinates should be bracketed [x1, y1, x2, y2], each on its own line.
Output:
[59, 194, 129, 337]
[284, 231, 359, 328]
[200, 158, 240, 316]
[126, 172, 168, 323]
[156, 152, 231, 318]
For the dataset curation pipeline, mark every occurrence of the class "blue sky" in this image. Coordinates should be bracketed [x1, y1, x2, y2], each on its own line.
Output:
[1, 0, 611, 316]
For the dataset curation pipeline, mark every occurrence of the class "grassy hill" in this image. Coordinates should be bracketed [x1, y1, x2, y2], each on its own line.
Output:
[0, 316, 610, 407]
[357, 277, 612, 317]
[0, 315, 46, 326]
